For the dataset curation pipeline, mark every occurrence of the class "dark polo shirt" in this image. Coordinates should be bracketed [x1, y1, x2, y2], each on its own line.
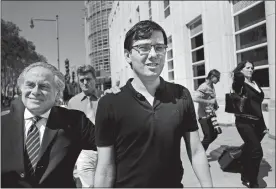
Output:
[95, 77, 198, 188]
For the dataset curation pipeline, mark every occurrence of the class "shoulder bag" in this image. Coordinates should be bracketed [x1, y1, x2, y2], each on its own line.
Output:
[225, 87, 247, 114]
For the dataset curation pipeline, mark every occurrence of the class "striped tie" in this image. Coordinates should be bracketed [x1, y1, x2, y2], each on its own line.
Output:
[26, 116, 42, 175]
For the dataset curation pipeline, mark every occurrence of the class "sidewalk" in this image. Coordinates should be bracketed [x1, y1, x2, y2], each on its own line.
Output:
[181, 125, 275, 188]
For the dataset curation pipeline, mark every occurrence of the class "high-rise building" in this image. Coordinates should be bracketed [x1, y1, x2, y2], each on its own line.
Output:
[108, 1, 275, 139]
[84, 0, 113, 90]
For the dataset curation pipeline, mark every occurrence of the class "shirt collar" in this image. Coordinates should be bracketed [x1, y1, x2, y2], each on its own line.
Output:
[24, 108, 51, 120]
[126, 76, 166, 99]
[80, 91, 98, 101]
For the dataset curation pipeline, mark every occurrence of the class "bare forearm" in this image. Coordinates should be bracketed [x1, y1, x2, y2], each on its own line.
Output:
[193, 97, 212, 104]
[94, 164, 115, 187]
[191, 149, 213, 187]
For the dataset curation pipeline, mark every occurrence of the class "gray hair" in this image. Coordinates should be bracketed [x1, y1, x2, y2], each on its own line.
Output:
[17, 62, 65, 104]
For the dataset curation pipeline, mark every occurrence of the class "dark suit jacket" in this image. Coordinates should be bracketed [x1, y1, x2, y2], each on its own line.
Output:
[1, 99, 97, 188]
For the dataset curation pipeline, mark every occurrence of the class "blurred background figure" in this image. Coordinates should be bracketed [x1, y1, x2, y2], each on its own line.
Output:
[67, 65, 99, 187]
[193, 69, 221, 152]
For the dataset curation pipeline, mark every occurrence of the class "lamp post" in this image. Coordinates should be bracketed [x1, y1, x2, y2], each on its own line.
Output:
[30, 15, 60, 70]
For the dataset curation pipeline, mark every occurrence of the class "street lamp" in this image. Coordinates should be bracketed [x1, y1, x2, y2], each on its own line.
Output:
[30, 15, 60, 70]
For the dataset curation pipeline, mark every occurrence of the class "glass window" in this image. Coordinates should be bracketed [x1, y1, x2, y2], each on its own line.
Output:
[194, 78, 205, 91]
[233, 1, 269, 88]
[190, 19, 202, 33]
[189, 17, 206, 90]
[192, 64, 205, 77]
[191, 34, 203, 49]
[168, 60, 174, 70]
[168, 36, 172, 46]
[167, 49, 173, 60]
[164, 0, 169, 8]
[168, 71, 174, 81]
[164, 0, 170, 18]
[192, 48, 204, 63]
[253, 68, 269, 87]
[237, 46, 268, 67]
[234, 2, 265, 31]
[165, 7, 170, 18]
[236, 24, 267, 50]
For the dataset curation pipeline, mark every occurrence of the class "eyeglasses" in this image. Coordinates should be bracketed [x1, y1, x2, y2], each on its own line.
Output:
[131, 44, 168, 55]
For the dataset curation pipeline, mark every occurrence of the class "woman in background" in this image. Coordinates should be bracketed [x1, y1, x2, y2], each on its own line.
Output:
[231, 60, 268, 188]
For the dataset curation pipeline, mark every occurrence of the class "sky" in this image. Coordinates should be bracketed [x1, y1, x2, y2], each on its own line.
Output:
[1, 1, 86, 75]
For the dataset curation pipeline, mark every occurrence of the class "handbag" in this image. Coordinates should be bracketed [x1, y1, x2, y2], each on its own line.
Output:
[225, 88, 247, 114]
[218, 145, 244, 172]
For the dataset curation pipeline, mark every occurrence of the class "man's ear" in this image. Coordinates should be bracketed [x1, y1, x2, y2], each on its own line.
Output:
[124, 49, 132, 64]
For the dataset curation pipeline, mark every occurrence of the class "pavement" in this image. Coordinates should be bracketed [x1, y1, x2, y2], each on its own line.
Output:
[181, 124, 275, 188]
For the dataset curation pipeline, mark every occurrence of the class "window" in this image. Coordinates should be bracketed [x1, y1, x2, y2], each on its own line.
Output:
[188, 17, 206, 90]
[167, 36, 174, 81]
[149, 0, 152, 20]
[164, 0, 170, 18]
[233, 1, 269, 87]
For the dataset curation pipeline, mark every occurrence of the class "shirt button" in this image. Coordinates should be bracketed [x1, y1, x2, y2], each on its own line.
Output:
[20, 173, 25, 178]
[136, 93, 142, 98]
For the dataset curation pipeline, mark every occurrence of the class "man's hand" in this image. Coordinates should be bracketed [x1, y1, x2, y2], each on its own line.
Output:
[102, 86, 121, 97]
[209, 98, 216, 104]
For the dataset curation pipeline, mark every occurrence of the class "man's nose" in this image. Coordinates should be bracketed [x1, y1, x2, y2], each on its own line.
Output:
[31, 85, 41, 95]
[83, 79, 88, 84]
[148, 46, 157, 57]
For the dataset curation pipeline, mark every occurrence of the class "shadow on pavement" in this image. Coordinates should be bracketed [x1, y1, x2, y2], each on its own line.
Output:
[209, 145, 272, 188]
[258, 158, 272, 188]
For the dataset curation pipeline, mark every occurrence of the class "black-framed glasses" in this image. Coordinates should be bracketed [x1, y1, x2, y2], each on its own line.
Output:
[131, 44, 168, 55]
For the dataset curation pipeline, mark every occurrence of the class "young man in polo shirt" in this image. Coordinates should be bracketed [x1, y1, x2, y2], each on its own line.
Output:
[94, 20, 213, 188]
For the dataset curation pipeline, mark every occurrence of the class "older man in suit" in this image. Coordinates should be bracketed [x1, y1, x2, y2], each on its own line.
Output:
[1, 62, 96, 188]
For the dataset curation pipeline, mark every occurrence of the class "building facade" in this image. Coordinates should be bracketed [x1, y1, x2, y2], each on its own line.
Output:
[108, 0, 275, 138]
[84, 0, 113, 90]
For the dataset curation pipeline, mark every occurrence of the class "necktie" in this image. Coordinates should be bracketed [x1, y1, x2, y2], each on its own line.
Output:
[25, 116, 42, 175]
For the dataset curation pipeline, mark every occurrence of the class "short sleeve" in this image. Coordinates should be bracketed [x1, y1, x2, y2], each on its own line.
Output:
[95, 95, 116, 147]
[194, 82, 207, 99]
[182, 88, 199, 133]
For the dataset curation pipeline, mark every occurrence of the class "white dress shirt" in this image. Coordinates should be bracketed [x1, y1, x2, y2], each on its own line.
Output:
[24, 108, 51, 144]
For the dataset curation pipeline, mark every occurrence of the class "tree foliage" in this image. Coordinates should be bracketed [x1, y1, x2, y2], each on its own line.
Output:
[1, 19, 47, 95]
[1, 19, 47, 69]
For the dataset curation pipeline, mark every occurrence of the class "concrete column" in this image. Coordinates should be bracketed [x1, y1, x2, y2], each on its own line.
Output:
[265, 1, 275, 139]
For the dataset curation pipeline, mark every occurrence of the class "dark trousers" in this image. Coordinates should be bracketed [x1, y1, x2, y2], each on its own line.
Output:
[235, 117, 266, 183]
[198, 117, 218, 151]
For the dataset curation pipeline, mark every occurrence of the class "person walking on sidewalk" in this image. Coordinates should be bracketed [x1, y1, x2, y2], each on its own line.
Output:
[231, 61, 268, 188]
[67, 65, 99, 187]
[193, 69, 221, 151]
[94, 20, 213, 188]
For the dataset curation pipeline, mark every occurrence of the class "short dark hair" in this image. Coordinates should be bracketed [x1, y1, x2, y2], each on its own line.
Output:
[232, 60, 254, 74]
[206, 69, 220, 79]
[77, 65, 96, 79]
[124, 20, 168, 51]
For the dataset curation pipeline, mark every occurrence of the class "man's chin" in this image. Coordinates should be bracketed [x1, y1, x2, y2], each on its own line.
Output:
[26, 102, 43, 110]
